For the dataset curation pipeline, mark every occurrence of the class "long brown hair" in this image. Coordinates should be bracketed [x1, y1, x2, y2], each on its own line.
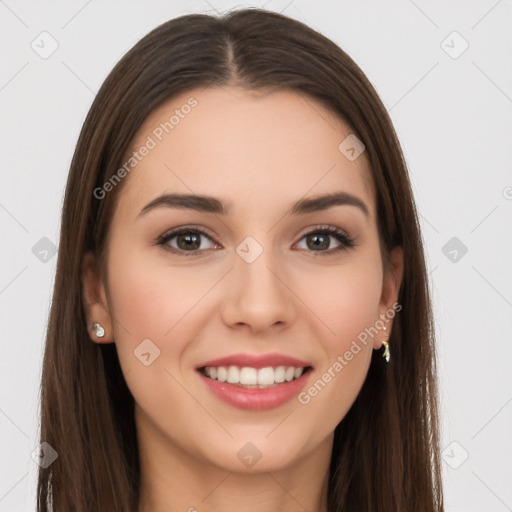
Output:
[38, 8, 443, 511]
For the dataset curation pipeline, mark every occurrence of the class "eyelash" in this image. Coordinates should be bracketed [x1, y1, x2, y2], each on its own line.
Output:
[156, 225, 355, 257]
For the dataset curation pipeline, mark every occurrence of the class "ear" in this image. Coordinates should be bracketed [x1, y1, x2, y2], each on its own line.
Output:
[374, 246, 404, 349]
[81, 251, 114, 344]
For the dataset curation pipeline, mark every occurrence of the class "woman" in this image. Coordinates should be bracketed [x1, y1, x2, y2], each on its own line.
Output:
[38, 8, 443, 512]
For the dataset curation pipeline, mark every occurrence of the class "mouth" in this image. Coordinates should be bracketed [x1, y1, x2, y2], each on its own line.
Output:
[195, 352, 314, 410]
[198, 365, 313, 389]
[196, 354, 314, 410]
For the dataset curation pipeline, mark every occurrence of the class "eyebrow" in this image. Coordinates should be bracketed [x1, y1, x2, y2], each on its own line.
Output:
[137, 191, 370, 219]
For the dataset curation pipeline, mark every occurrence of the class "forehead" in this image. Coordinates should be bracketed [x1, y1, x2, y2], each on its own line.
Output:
[116, 86, 375, 219]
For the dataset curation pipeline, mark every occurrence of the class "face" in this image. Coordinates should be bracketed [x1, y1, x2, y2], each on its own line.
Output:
[83, 86, 402, 475]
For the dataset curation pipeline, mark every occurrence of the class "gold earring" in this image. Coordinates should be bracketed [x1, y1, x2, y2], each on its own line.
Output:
[92, 322, 105, 338]
[381, 341, 390, 363]
[380, 324, 390, 363]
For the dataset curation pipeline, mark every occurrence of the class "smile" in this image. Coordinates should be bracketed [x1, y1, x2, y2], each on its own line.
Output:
[196, 360, 313, 411]
[200, 365, 308, 388]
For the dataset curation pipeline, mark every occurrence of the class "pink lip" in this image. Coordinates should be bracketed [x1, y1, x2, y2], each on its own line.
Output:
[195, 352, 312, 370]
[198, 369, 312, 410]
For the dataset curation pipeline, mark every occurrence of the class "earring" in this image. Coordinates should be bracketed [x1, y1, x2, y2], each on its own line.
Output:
[381, 341, 390, 363]
[381, 324, 390, 362]
[92, 322, 105, 338]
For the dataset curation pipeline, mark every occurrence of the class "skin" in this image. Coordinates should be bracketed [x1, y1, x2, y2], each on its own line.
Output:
[82, 86, 403, 512]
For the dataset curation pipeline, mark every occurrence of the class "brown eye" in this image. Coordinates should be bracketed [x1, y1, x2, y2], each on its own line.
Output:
[158, 228, 218, 254]
[305, 233, 331, 251]
[295, 226, 355, 255]
[176, 232, 201, 251]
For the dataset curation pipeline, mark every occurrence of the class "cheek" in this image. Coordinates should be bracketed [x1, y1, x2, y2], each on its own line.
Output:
[107, 245, 214, 342]
[105, 243, 209, 394]
[105, 247, 208, 436]
[291, 255, 382, 429]
[292, 254, 383, 350]
[297, 344, 372, 442]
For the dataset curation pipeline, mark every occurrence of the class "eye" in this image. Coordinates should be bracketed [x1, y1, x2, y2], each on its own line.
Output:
[157, 227, 220, 255]
[156, 224, 355, 257]
[295, 226, 355, 256]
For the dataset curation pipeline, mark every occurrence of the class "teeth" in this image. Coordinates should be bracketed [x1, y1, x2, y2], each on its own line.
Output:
[202, 365, 306, 387]
[240, 367, 257, 385]
[285, 367, 295, 382]
[217, 367, 227, 382]
[274, 366, 285, 383]
[227, 366, 239, 384]
[257, 367, 274, 386]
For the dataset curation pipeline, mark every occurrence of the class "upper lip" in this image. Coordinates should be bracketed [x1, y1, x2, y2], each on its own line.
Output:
[196, 352, 312, 370]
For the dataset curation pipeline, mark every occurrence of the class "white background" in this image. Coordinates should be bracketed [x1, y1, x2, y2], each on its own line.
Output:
[1, 1, 511, 510]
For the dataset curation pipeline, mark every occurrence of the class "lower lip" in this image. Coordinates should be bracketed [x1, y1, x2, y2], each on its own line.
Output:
[198, 369, 312, 410]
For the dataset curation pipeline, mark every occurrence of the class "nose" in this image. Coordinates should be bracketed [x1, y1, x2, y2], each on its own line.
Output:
[220, 243, 296, 334]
